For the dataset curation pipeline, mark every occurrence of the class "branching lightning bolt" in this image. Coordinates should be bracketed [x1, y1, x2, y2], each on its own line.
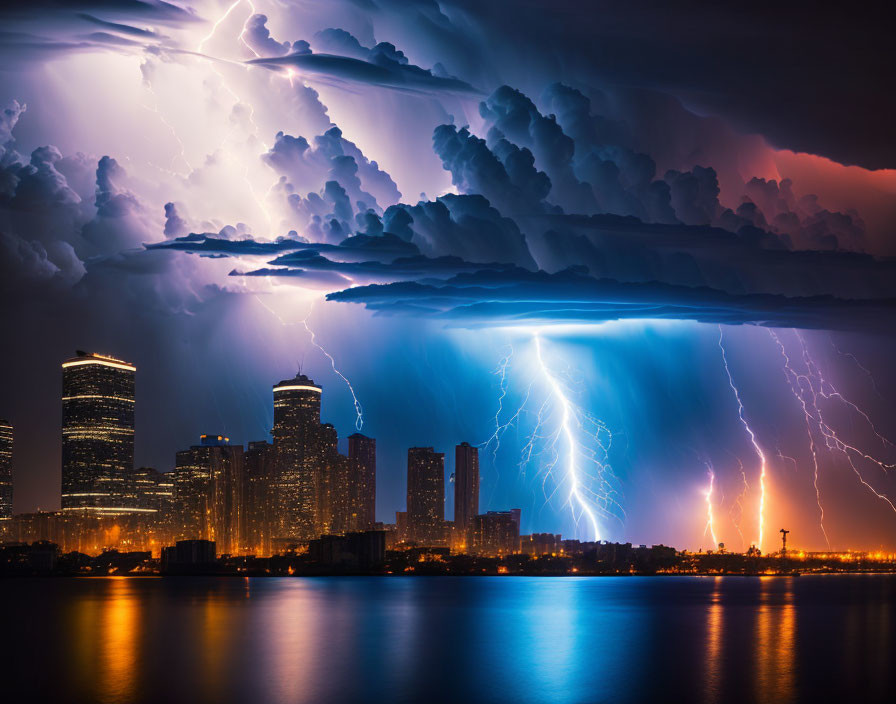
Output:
[769, 329, 830, 547]
[482, 345, 535, 463]
[299, 299, 364, 431]
[718, 325, 767, 551]
[728, 454, 749, 551]
[703, 461, 718, 549]
[533, 335, 602, 540]
[769, 329, 896, 540]
[196, 0, 274, 230]
[254, 293, 364, 431]
[480, 332, 624, 541]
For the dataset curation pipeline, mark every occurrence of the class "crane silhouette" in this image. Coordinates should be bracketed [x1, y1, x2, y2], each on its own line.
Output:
[780, 528, 790, 557]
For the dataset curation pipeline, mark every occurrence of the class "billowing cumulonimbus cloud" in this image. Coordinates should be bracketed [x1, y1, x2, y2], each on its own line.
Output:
[471, 84, 868, 252]
[262, 125, 401, 240]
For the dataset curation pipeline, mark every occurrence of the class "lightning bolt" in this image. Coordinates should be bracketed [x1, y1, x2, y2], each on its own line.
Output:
[481, 345, 535, 464]
[533, 334, 602, 540]
[703, 461, 718, 549]
[195, 0, 274, 230]
[480, 332, 623, 541]
[769, 329, 830, 547]
[254, 293, 364, 431]
[299, 299, 364, 431]
[769, 329, 896, 538]
[728, 454, 749, 551]
[139, 73, 193, 176]
[718, 325, 768, 552]
[830, 337, 886, 402]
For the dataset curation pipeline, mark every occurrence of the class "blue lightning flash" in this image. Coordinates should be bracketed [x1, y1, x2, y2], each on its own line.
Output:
[483, 332, 624, 541]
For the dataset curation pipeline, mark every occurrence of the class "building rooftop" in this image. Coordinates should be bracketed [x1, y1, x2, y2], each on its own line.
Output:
[273, 373, 321, 392]
[62, 351, 135, 371]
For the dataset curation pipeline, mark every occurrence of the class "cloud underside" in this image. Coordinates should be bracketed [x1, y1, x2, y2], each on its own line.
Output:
[324, 269, 896, 331]
[245, 53, 479, 95]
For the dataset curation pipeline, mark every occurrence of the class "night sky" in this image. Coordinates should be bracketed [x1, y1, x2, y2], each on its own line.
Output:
[2, 0, 895, 552]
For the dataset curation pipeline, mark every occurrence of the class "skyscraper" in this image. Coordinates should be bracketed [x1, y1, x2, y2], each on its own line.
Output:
[315, 422, 341, 535]
[244, 440, 276, 555]
[454, 442, 479, 544]
[407, 447, 445, 545]
[349, 433, 376, 530]
[0, 419, 12, 519]
[272, 373, 323, 541]
[61, 351, 140, 514]
[173, 434, 244, 555]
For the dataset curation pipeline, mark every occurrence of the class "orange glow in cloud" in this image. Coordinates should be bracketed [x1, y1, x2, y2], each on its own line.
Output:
[773, 149, 896, 254]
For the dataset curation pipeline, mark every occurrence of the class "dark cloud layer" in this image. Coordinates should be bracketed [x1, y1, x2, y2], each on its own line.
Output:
[439, 0, 896, 169]
[325, 266, 896, 332]
[246, 52, 479, 96]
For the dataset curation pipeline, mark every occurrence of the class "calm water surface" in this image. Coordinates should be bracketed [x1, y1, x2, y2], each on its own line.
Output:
[3, 575, 895, 703]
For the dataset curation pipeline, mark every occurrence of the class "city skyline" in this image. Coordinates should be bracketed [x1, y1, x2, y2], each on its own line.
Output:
[1, 0, 895, 555]
[3, 4, 896, 702]
[3, 349, 542, 558]
[2, 341, 896, 553]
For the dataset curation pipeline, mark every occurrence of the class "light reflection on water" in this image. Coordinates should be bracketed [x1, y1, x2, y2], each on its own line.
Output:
[3, 575, 896, 703]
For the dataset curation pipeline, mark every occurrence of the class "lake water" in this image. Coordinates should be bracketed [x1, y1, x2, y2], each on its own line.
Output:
[3, 575, 895, 703]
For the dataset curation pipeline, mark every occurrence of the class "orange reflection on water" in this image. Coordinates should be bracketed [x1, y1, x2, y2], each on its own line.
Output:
[261, 582, 318, 702]
[703, 577, 724, 703]
[199, 593, 235, 701]
[98, 578, 140, 703]
[753, 577, 796, 704]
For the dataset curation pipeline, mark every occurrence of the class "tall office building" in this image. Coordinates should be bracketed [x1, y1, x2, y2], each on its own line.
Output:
[454, 442, 479, 544]
[407, 447, 445, 545]
[173, 434, 244, 555]
[0, 419, 12, 519]
[315, 422, 341, 535]
[244, 441, 276, 556]
[61, 351, 140, 514]
[349, 433, 376, 530]
[272, 374, 323, 541]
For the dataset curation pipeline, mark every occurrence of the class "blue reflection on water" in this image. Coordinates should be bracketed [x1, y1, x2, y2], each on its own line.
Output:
[3, 575, 896, 703]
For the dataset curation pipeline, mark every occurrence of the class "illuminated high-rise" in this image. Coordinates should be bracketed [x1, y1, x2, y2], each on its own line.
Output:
[454, 442, 479, 544]
[173, 434, 244, 555]
[407, 447, 445, 545]
[61, 351, 140, 514]
[349, 433, 376, 530]
[272, 373, 323, 541]
[0, 419, 12, 519]
[244, 440, 276, 555]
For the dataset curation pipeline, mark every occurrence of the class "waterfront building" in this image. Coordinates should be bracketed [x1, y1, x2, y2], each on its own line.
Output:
[472, 509, 522, 556]
[61, 351, 141, 514]
[244, 440, 276, 556]
[453, 442, 479, 548]
[521, 532, 563, 556]
[348, 433, 376, 529]
[173, 435, 244, 554]
[272, 374, 324, 541]
[407, 447, 445, 545]
[0, 419, 12, 519]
